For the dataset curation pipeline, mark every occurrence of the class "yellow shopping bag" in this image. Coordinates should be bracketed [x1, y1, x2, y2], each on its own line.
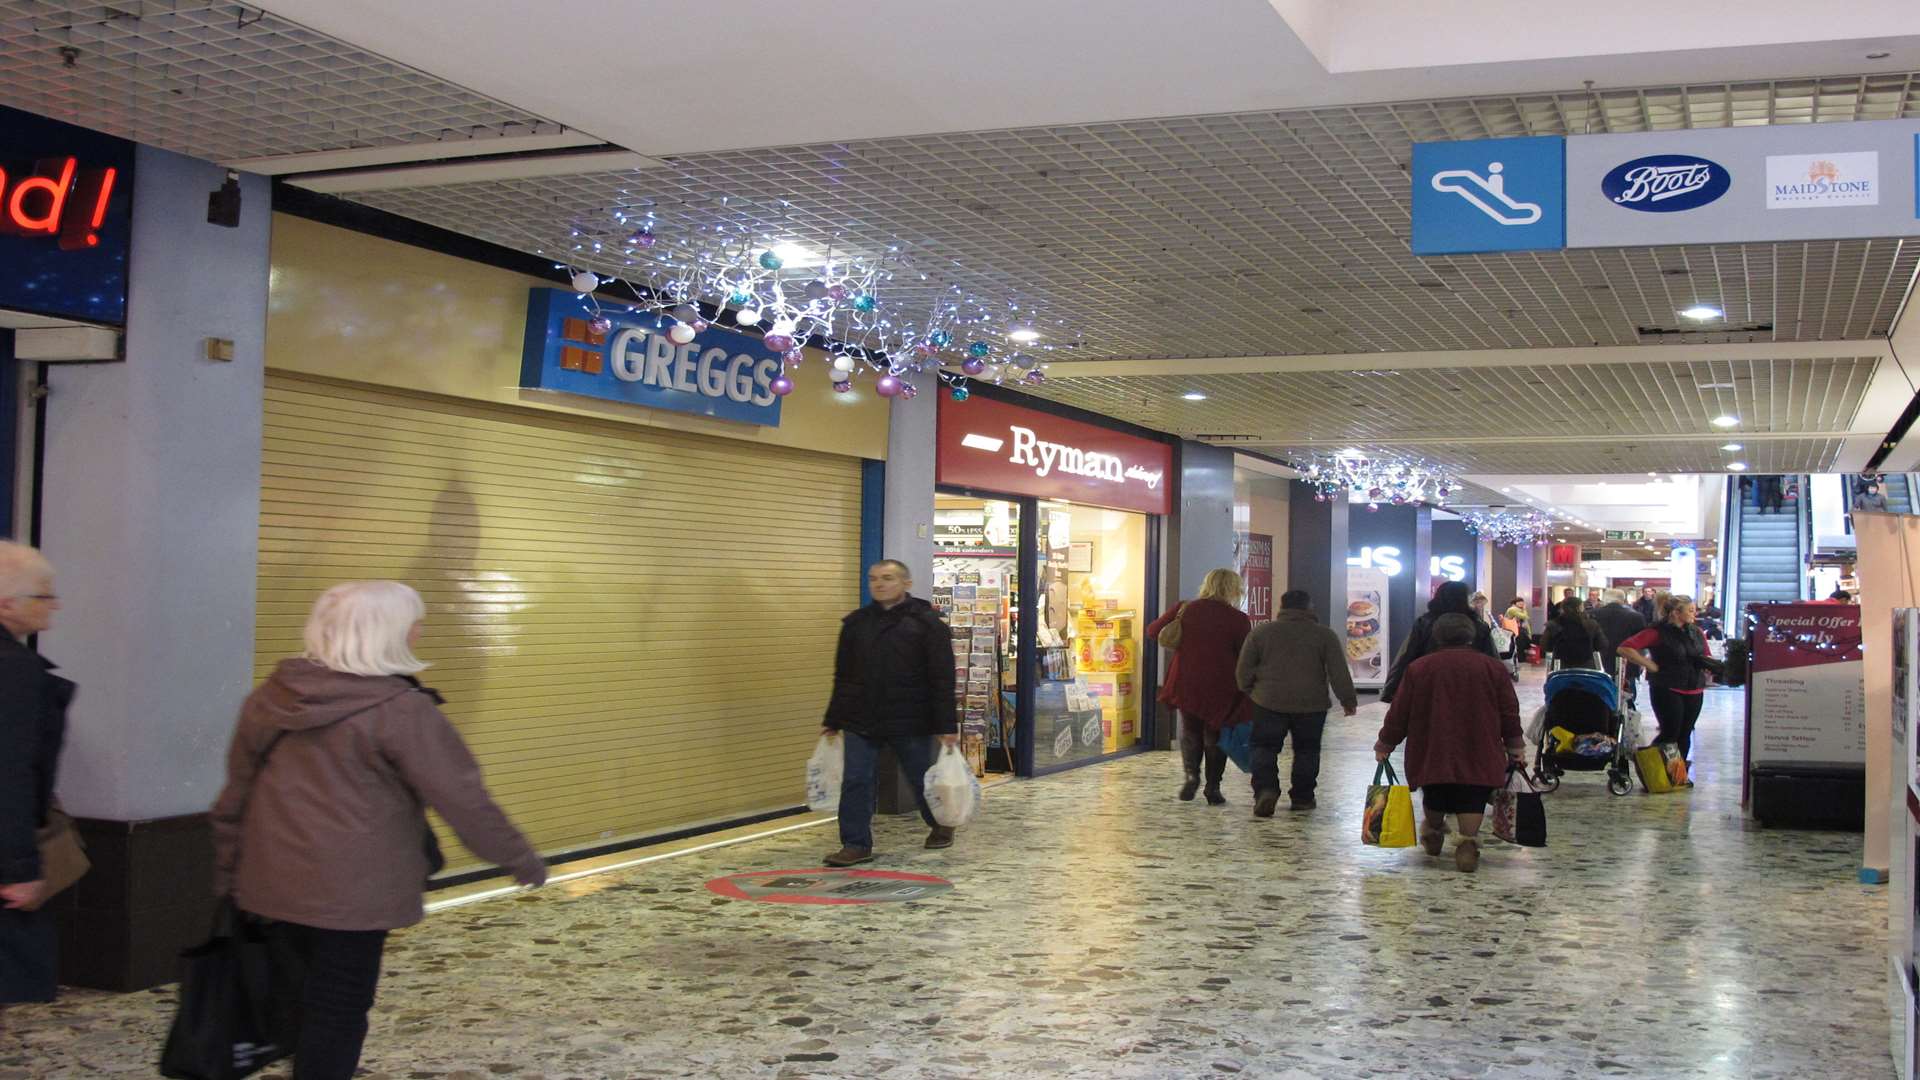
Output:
[1634, 744, 1675, 793]
[1362, 761, 1417, 848]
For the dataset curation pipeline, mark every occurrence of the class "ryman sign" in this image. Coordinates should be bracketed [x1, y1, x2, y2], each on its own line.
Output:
[936, 388, 1172, 515]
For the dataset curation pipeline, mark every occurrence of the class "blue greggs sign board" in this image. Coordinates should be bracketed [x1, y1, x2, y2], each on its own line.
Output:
[1411, 119, 1920, 256]
[519, 288, 783, 426]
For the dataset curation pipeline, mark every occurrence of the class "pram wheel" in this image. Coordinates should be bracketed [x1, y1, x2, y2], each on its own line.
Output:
[1534, 769, 1561, 793]
[1607, 774, 1631, 797]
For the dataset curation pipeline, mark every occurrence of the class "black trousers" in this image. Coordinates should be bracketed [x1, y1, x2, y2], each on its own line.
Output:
[1251, 707, 1327, 802]
[267, 920, 389, 1080]
[1649, 687, 1706, 762]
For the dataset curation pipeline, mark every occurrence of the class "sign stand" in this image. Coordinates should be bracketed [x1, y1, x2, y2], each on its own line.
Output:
[1746, 602, 1867, 831]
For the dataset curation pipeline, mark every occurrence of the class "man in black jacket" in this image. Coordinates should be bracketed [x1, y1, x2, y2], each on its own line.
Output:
[1591, 588, 1648, 703]
[821, 560, 960, 866]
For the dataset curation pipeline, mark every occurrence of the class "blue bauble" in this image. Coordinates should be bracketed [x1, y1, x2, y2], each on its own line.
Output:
[950, 386, 970, 402]
[930, 330, 952, 347]
[852, 294, 877, 313]
[758, 250, 784, 270]
[968, 341, 991, 358]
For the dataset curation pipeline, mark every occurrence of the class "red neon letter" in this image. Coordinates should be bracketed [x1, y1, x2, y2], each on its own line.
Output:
[7, 156, 76, 235]
[59, 166, 116, 251]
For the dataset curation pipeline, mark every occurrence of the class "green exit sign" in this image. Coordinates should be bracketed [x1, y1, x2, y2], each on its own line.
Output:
[1604, 530, 1647, 542]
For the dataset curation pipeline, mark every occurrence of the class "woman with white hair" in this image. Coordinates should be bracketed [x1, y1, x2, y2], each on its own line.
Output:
[0, 541, 74, 1005]
[211, 581, 545, 1080]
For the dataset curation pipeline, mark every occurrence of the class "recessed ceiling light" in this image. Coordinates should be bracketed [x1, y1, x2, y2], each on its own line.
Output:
[1697, 382, 1736, 390]
[1181, 391, 1208, 401]
[771, 241, 819, 265]
[1727, 462, 1748, 472]
[1711, 415, 1740, 428]
[1338, 447, 1363, 457]
[1646, 471, 1658, 477]
[1868, 51, 1893, 59]
[1721, 442, 1743, 451]
[1680, 305, 1723, 321]
[1008, 327, 1041, 343]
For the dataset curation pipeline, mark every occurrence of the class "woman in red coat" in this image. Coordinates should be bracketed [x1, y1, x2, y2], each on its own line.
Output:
[1147, 568, 1252, 805]
[1373, 614, 1526, 873]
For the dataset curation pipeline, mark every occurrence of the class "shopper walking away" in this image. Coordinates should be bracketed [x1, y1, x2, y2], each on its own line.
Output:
[1757, 475, 1786, 514]
[1543, 596, 1606, 669]
[823, 560, 961, 864]
[1147, 569, 1253, 805]
[1616, 593, 1724, 772]
[0, 543, 74, 1006]
[1374, 614, 1526, 873]
[1382, 580, 1498, 703]
[211, 581, 546, 1080]
[1235, 589, 1357, 817]
[1590, 587, 1648, 701]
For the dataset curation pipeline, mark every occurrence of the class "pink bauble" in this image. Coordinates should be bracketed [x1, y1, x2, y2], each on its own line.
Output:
[899, 382, 918, 400]
[784, 350, 805, 370]
[875, 375, 903, 397]
[588, 316, 613, 336]
[769, 376, 795, 397]
[828, 285, 849, 302]
[962, 358, 986, 376]
[914, 343, 937, 358]
[833, 380, 854, 394]
[692, 319, 709, 332]
[763, 333, 794, 353]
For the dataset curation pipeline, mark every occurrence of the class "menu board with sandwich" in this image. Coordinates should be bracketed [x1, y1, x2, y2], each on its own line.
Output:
[1346, 567, 1390, 689]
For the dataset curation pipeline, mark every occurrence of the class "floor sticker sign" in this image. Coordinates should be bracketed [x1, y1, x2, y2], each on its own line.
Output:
[1413, 119, 1920, 255]
[706, 869, 954, 905]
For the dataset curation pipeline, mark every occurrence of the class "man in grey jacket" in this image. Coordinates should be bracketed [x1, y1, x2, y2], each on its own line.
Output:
[1235, 589, 1359, 817]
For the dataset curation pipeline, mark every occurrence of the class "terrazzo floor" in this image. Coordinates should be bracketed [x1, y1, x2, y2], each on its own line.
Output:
[0, 674, 1892, 1079]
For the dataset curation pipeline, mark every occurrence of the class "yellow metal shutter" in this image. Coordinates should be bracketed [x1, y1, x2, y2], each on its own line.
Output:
[257, 372, 860, 871]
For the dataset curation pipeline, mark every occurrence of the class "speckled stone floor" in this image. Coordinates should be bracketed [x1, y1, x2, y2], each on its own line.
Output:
[0, 674, 1892, 1079]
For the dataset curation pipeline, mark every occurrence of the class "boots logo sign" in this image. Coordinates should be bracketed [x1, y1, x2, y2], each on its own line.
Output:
[1601, 154, 1729, 212]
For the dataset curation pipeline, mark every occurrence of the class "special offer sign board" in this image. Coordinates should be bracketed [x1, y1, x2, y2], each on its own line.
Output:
[1749, 603, 1866, 769]
[936, 388, 1171, 515]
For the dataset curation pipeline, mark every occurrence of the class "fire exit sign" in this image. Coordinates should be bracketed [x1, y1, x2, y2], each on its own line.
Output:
[1604, 530, 1647, 542]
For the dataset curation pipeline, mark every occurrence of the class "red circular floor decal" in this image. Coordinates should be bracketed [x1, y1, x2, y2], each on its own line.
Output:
[706, 868, 954, 905]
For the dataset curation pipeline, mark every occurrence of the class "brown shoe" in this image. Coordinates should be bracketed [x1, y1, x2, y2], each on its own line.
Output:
[1253, 791, 1279, 818]
[925, 826, 955, 850]
[1454, 838, 1481, 873]
[1420, 826, 1446, 857]
[823, 846, 873, 867]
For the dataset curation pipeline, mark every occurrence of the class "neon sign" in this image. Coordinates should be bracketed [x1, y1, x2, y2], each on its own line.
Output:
[0, 156, 119, 250]
[1346, 546, 1467, 581]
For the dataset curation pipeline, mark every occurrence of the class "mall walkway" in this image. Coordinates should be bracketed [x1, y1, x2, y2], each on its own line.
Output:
[2, 675, 1890, 1079]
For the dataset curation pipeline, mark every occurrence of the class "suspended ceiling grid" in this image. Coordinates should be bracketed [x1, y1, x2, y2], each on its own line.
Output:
[0, 0, 567, 161]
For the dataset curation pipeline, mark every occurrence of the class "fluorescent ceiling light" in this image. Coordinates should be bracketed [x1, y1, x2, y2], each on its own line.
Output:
[226, 129, 603, 175]
[1182, 392, 1208, 401]
[1008, 327, 1041, 343]
[771, 242, 820, 266]
[1680, 305, 1724, 320]
[1721, 442, 1743, 451]
[1711, 415, 1740, 428]
[288, 148, 664, 193]
[1338, 447, 1364, 457]
[1727, 462, 1748, 471]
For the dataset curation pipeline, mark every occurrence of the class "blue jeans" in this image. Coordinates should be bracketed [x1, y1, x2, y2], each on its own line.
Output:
[838, 731, 937, 849]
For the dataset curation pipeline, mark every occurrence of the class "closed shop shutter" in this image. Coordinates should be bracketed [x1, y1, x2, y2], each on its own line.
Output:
[257, 372, 862, 871]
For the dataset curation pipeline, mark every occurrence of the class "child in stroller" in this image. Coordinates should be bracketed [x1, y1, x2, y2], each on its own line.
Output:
[1525, 660, 1639, 796]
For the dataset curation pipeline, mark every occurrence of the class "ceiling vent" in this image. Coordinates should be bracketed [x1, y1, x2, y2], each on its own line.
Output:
[1635, 324, 1773, 344]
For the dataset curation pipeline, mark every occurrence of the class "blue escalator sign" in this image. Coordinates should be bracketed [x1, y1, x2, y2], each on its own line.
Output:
[1411, 136, 1566, 255]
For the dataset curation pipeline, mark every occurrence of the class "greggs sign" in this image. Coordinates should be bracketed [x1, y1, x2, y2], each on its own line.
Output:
[936, 387, 1172, 515]
[0, 105, 134, 324]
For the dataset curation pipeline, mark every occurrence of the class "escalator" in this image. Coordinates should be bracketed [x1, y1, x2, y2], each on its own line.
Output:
[1729, 474, 1806, 610]
[1885, 475, 1915, 515]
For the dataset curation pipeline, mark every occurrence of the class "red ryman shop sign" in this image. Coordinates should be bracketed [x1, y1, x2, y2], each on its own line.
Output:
[936, 388, 1172, 516]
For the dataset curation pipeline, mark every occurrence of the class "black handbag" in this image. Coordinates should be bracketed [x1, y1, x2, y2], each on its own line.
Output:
[158, 899, 294, 1079]
[160, 733, 295, 1080]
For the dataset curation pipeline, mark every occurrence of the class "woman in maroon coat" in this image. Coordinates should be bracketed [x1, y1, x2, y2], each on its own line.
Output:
[1374, 614, 1526, 873]
[1147, 568, 1252, 805]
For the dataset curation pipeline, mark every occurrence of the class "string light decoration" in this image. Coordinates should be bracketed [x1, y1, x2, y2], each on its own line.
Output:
[540, 195, 1075, 400]
[1463, 510, 1556, 546]
[1302, 455, 1455, 510]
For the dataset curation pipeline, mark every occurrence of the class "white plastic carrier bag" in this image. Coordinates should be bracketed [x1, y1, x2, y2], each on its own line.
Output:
[923, 744, 983, 828]
[804, 733, 844, 813]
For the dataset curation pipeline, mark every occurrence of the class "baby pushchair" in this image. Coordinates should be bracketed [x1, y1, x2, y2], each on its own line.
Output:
[1491, 620, 1520, 681]
[1525, 656, 1639, 796]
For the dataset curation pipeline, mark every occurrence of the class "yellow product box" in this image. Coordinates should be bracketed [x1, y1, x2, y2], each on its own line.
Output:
[1080, 672, 1138, 711]
[1075, 636, 1137, 673]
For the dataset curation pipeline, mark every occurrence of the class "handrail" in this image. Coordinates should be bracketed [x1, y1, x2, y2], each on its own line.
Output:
[1798, 473, 1813, 600]
[1722, 474, 1743, 618]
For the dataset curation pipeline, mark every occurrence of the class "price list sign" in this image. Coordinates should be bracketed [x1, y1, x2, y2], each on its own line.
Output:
[1749, 603, 1866, 768]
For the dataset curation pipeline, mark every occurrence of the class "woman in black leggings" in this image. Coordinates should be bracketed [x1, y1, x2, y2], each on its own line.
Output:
[1616, 594, 1723, 767]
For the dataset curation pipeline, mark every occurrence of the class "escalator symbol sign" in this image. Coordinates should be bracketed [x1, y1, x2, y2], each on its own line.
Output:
[1429, 162, 1543, 226]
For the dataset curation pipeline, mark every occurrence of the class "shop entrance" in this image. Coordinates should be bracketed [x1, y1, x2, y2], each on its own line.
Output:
[933, 491, 1154, 777]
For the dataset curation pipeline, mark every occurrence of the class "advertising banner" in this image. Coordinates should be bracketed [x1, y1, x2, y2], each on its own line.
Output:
[1241, 533, 1273, 623]
[1345, 567, 1390, 689]
[0, 105, 135, 324]
[935, 387, 1172, 515]
[1749, 603, 1866, 769]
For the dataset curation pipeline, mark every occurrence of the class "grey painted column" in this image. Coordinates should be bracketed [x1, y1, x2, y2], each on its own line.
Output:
[1288, 485, 1350, 628]
[35, 148, 269, 990]
[1412, 505, 1434, 604]
[1172, 440, 1236, 599]
[42, 148, 269, 822]
[883, 387, 936, 580]
[1491, 543, 1519, 609]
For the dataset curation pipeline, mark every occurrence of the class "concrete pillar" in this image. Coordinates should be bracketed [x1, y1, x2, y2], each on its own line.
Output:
[1171, 440, 1236, 600]
[1412, 505, 1434, 604]
[883, 388, 936, 582]
[36, 147, 270, 990]
[1288, 485, 1350, 628]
